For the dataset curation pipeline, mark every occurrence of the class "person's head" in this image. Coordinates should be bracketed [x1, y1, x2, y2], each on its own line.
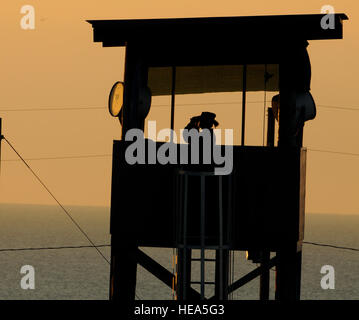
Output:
[199, 112, 219, 129]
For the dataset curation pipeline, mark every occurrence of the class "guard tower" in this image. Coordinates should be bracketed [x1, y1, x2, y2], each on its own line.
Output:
[88, 14, 347, 304]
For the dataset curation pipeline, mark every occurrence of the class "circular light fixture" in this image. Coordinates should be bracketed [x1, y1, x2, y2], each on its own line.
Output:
[108, 81, 124, 117]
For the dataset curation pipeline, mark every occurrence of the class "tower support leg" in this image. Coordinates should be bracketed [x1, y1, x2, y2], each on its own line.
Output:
[275, 243, 302, 300]
[177, 248, 192, 300]
[109, 235, 138, 306]
[215, 249, 229, 300]
[259, 250, 271, 300]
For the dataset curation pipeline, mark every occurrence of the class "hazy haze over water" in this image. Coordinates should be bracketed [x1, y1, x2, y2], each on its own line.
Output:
[0, 204, 358, 300]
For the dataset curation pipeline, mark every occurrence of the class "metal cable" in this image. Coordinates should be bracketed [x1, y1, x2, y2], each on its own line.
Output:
[2, 136, 110, 265]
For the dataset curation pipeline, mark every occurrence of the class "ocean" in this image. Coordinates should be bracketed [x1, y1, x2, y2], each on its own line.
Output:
[0, 203, 358, 300]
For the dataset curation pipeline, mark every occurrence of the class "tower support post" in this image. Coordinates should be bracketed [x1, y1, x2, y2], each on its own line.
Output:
[109, 236, 138, 305]
[275, 242, 302, 300]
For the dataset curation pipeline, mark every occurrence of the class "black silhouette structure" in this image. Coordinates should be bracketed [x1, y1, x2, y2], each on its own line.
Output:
[88, 14, 348, 307]
[183, 111, 218, 151]
[184, 112, 219, 131]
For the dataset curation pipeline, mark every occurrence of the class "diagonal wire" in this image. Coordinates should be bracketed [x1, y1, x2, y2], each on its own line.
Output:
[1, 136, 110, 265]
[1, 136, 142, 299]
[0, 241, 358, 253]
[308, 148, 359, 157]
[2, 154, 112, 162]
[0, 106, 105, 112]
[0, 244, 110, 253]
[303, 241, 359, 252]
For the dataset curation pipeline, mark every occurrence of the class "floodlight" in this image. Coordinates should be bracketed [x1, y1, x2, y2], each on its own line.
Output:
[108, 81, 124, 117]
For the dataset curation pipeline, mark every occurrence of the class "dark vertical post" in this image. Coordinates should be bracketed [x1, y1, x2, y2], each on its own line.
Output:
[200, 176, 205, 300]
[275, 243, 302, 300]
[275, 43, 304, 301]
[109, 146, 138, 307]
[259, 251, 270, 300]
[110, 237, 138, 303]
[177, 173, 192, 300]
[177, 248, 192, 300]
[241, 65, 247, 146]
[259, 111, 275, 300]
[267, 108, 275, 147]
[215, 175, 229, 300]
[110, 41, 150, 306]
[278, 50, 297, 148]
[109, 143, 138, 306]
[170, 66, 176, 143]
[215, 250, 229, 300]
[122, 42, 148, 138]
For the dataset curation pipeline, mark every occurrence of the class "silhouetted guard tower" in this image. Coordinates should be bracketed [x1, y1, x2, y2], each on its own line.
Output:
[88, 14, 347, 304]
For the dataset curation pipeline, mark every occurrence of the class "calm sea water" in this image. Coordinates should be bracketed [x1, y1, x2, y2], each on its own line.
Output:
[0, 203, 358, 300]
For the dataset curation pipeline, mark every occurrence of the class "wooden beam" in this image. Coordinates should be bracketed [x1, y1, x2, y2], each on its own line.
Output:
[137, 249, 202, 300]
[208, 256, 277, 300]
[88, 14, 348, 48]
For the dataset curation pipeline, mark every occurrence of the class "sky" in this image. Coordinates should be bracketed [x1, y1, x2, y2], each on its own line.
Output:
[0, 0, 358, 214]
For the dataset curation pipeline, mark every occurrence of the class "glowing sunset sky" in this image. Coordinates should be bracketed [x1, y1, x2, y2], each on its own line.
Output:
[0, 0, 358, 215]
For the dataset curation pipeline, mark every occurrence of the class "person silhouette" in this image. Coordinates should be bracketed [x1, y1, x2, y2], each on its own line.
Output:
[183, 112, 219, 170]
[184, 112, 219, 140]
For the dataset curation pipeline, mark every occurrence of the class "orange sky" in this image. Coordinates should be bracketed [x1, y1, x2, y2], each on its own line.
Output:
[0, 0, 358, 214]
